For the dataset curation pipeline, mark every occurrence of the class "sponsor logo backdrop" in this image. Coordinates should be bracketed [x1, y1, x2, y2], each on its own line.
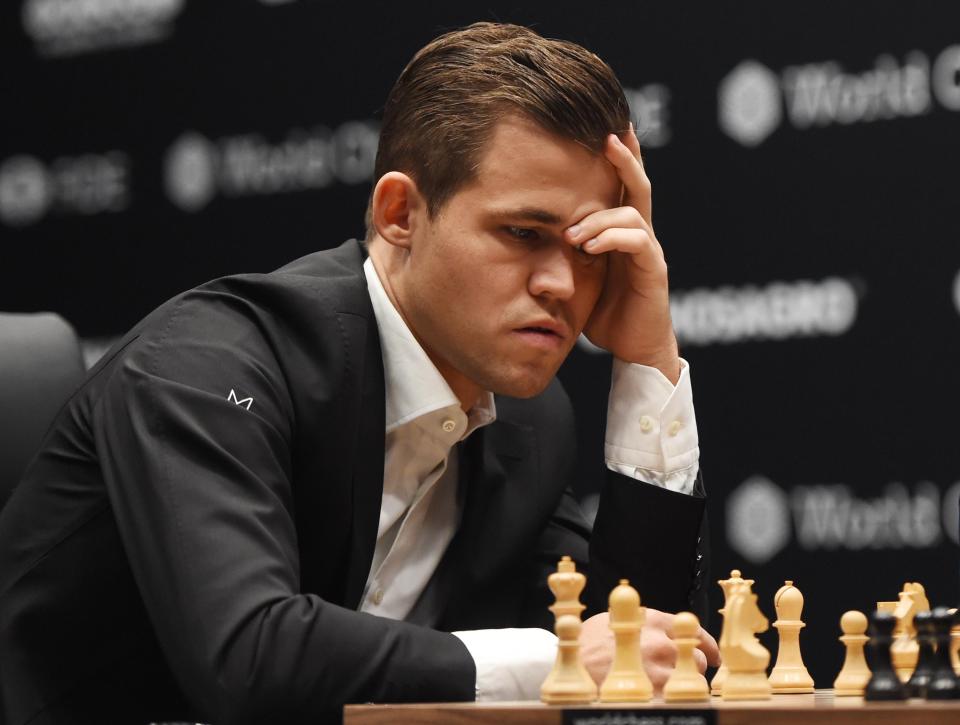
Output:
[2, 0, 959, 687]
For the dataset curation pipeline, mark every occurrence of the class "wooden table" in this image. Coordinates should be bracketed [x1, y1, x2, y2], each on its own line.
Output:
[344, 690, 960, 724]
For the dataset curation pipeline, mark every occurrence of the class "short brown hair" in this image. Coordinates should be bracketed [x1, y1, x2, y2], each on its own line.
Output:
[366, 22, 631, 238]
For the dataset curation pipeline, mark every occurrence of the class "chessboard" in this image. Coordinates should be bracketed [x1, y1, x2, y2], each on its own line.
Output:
[344, 690, 960, 724]
[347, 563, 960, 724]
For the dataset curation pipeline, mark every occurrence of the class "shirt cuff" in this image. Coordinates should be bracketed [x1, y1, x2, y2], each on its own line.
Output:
[452, 628, 556, 701]
[605, 357, 700, 495]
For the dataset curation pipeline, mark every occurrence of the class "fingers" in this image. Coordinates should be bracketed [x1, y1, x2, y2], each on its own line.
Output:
[579, 612, 615, 687]
[640, 624, 677, 668]
[581, 609, 720, 693]
[577, 227, 664, 270]
[698, 627, 722, 667]
[693, 647, 708, 673]
[640, 624, 675, 693]
[564, 206, 663, 266]
[646, 665, 673, 692]
[566, 206, 648, 246]
[620, 122, 644, 166]
[603, 124, 652, 226]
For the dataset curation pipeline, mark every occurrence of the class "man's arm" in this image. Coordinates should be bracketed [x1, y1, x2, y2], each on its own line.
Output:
[587, 470, 707, 617]
[594, 357, 707, 619]
[93, 292, 474, 723]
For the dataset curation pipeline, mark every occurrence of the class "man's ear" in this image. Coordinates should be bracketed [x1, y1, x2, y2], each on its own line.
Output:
[371, 171, 425, 250]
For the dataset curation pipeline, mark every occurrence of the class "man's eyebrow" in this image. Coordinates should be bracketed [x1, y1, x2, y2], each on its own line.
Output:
[489, 207, 564, 225]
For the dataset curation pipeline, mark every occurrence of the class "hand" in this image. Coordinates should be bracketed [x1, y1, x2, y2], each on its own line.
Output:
[566, 125, 680, 383]
[579, 608, 721, 692]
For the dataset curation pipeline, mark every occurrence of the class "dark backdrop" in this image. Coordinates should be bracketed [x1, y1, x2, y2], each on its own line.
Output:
[3, 0, 959, 688]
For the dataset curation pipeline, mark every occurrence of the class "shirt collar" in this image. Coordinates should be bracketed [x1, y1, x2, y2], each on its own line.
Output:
[363, 256, 497, 435]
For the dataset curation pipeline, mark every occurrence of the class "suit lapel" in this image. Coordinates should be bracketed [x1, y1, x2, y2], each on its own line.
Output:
[341, 309, 386, 610]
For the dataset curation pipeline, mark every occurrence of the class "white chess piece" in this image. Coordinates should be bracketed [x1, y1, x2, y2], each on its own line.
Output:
[664, 612, 710, 701]
[540, 557, 596, 704]
[768, 581, 814, 693]
[834, 610, 871, 696]
[599, 579, 652, 702]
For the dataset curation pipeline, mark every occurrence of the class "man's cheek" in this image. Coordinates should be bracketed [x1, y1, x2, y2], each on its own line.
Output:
[581, 268, 607, 310]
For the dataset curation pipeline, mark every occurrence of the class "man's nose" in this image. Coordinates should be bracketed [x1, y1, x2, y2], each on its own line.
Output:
[528, 244, 576, 300]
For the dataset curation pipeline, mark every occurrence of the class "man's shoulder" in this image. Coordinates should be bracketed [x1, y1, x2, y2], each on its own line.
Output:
[132, 239, 371, 341]
[88, 240, 374, 406]
[208, 238, 371, 318]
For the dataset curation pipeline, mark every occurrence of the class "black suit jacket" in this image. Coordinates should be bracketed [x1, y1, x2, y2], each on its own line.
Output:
[0, 240, 707, 725]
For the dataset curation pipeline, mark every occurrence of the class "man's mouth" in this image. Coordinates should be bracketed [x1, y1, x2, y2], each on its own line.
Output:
[513, 320, 569, 350]
[516, 319, 569, 339]
[521, 326, 559, 336]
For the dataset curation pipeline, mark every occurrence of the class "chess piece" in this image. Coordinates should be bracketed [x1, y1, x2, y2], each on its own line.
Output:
[833, 610, 871, 696]
[870, 601, 896, 672]
[864, 610, 907, 700]
[547, 555, 586, 621]
[926, 607, 960, 700]
[891, 582, 929, 682]
[720, 580, 772, 700]
[768, 580, 814, 693]
[711, 569, 748, 696]
[664, 612, 710, 702]
[906, 610, 936, 698]
[541, 557, 595, 704]
[540, 614, 598, 704]
[599, 579, 652, 702]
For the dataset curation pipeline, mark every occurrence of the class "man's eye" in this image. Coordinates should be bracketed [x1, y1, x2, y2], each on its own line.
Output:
[506, 226, 539, 241]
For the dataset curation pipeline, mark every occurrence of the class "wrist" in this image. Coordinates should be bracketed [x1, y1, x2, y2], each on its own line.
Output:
[615, 343, 680, 384]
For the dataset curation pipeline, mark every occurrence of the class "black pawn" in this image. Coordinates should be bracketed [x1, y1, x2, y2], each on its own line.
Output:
[865, 610, 907, 700]
[906, 610, 936, 697]
[926, 607, 960, 700]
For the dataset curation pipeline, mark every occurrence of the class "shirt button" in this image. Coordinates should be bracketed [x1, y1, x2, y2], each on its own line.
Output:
[667, 420, 683, 437]
[441, 419, 457, 433]
[371, 588, 384, 605]
[639, 415, 654, 433]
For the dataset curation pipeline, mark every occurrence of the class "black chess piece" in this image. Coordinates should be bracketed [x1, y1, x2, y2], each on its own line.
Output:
[864, 610, 907, 700]
[926, 607, 960, 700]
[906, 610, 936, 697]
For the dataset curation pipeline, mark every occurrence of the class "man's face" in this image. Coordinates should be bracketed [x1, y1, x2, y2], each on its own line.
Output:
[396, 115, 622, 399]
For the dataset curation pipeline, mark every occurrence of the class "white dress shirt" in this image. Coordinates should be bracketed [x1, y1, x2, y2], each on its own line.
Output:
[360, 256, 700, 700]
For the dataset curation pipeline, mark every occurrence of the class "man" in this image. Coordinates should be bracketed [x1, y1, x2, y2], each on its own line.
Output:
[0, 22, 715, 725]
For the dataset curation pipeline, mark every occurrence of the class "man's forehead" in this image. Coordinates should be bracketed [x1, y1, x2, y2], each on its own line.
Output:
[471, 119, 622, 221]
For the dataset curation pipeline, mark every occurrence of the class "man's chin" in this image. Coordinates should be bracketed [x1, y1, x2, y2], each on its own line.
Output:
[487, 369, 556, 399]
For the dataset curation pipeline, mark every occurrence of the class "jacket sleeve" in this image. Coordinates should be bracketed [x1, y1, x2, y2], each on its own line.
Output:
[586, 470, 709, 623]
[92, 293, 474, 725]
[517, 379, 709, 629]
[518, 474, 708, 629]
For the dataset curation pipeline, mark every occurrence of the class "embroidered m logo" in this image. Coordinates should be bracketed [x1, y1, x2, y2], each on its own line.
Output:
[227, 389, 253, 411]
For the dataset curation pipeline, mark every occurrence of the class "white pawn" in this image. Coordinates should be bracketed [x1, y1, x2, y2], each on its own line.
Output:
[834, 610, 871, 696]
[664, 612, 710, 701]
[540, 614, 597, 704]
[768, 580, 814, 693]
[599, 579, 652, 702]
